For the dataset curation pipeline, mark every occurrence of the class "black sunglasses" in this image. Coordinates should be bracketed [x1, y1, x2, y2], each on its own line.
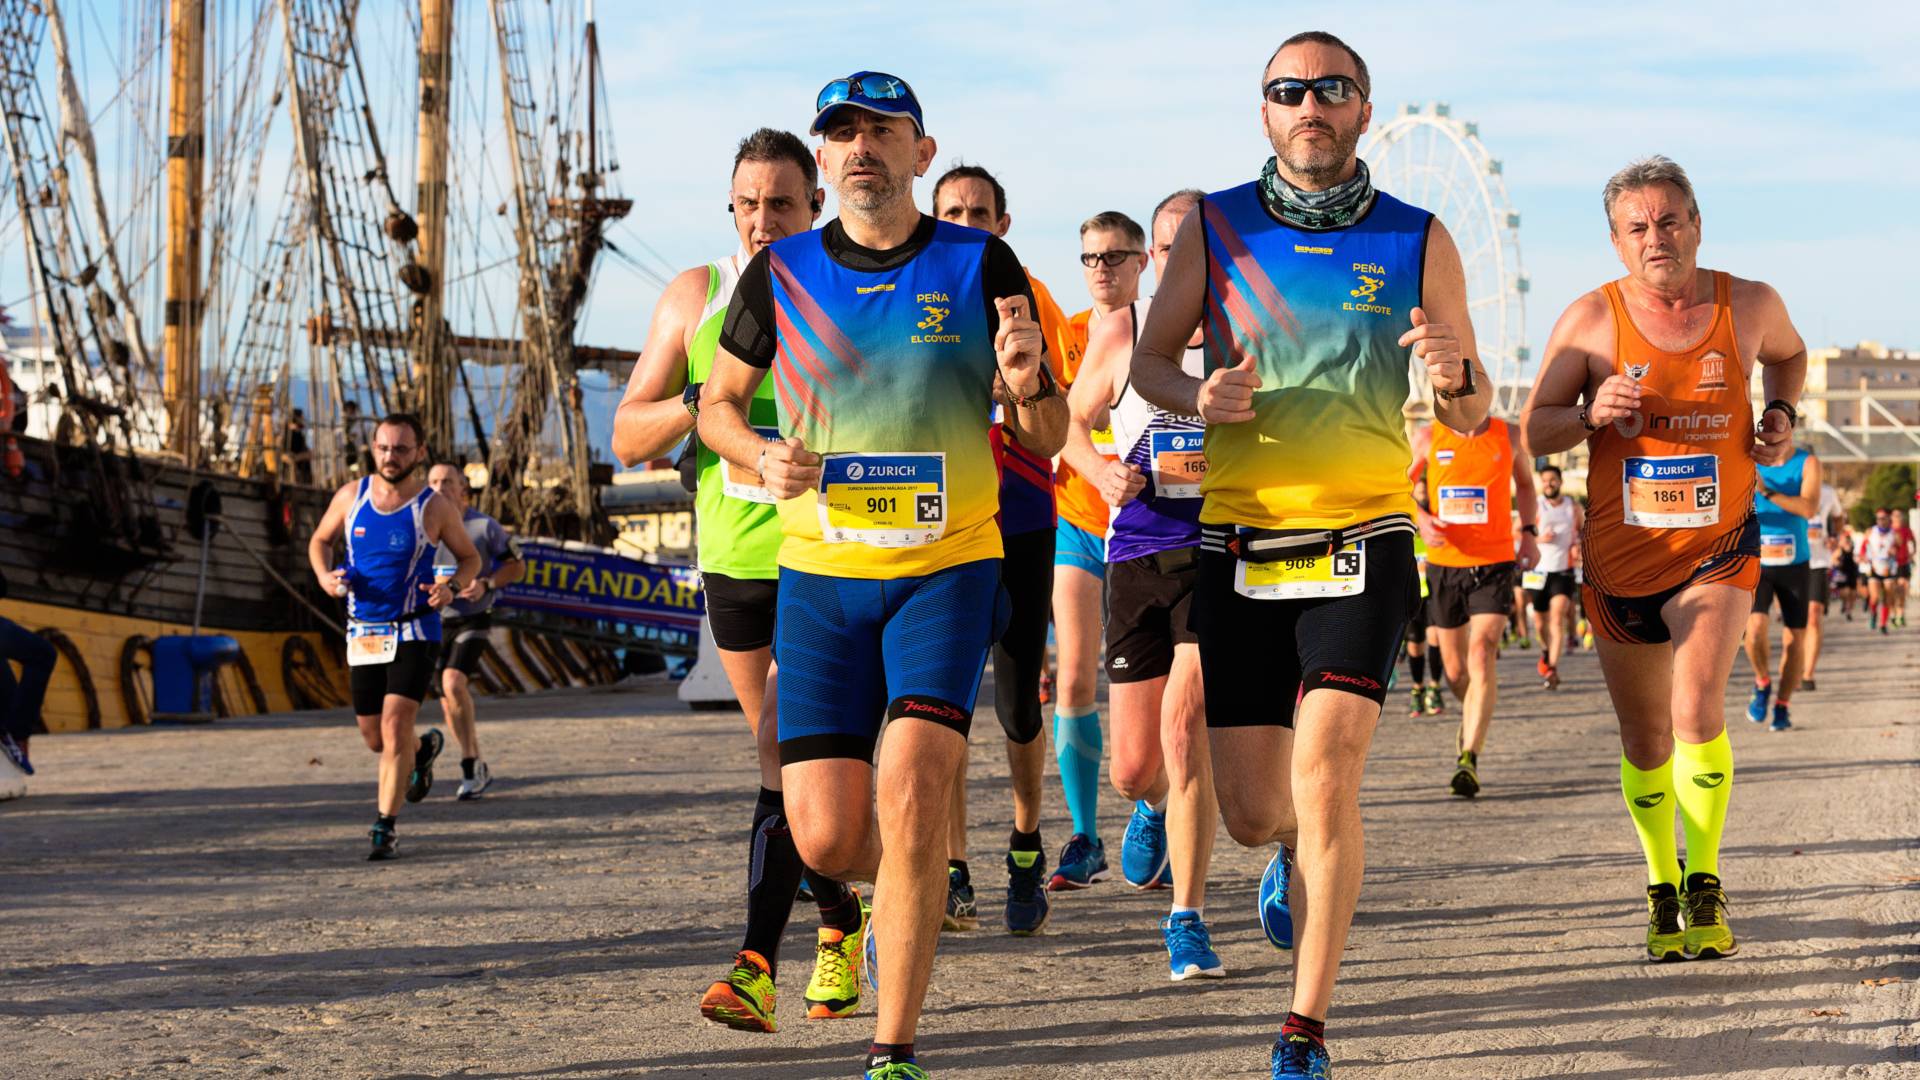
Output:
[1080, 250, 1143, 268]
[1262, 76, 1364, 107]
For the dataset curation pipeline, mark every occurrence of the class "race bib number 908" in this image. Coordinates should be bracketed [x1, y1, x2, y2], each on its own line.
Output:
[818, 452, 947, 547]
[1622, 454, 1719, 529]
[1233, 542, 1367, 600]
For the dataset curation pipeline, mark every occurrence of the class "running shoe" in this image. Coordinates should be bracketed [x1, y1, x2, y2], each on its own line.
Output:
[0, 732, 32, 775]
[1049, 833, 1110, 891]
[1162, 911, 1225, 980]
[1770, 703, 1792, 732]
[1536, 654, 1552, 679]
[1271, 1033, 1333, 1078]
[1543, 665, 1561, 691]
[796, 876, 815, 904]
[700, 949, 777, 1032]
[367, 821, 398, 861]
[1517, 634, 1533, 650]
[942, 867, 978, 932]
[805, 891, 866, 1019]
[1005, 849, 1051, 935]
[1801, 677, 1817, 692]
[863, 914, 879, 995]
[1407, 687, 1424, 719]
[1744, 683, 1771, 725]
[1681, 872, 1738, 959]
[456, 759, 492, 800]
[406, 728, 444, 803]
[1450, 750, 1480, 799]
[1644, 883, 1685, 962]
[1121, 800, 1170, 888]
[865, 1063, 929, 1080]
[1422, 685, 1443, 716]
[1259, 845, 1294, 950]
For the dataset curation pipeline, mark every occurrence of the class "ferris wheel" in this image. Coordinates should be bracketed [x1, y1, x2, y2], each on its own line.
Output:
[1362, 103, 1529, 417]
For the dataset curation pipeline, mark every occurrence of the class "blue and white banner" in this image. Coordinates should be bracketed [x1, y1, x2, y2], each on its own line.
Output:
[499, 541, 703, 642]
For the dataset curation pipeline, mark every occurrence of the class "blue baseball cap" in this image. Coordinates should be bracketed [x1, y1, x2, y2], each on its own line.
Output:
[810, 71, 925, 136]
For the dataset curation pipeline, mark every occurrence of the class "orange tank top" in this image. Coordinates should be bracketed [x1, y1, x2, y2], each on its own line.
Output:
[1054, 307, 1112, 536]
[1583, 271, 1756, 597]
[1426, 417, 1515, 568]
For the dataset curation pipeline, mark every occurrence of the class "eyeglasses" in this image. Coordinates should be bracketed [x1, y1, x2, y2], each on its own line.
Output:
[817, 73, 919, 114]
[1262, 76, 1364, 107]
[1080, 250, 1143, 268]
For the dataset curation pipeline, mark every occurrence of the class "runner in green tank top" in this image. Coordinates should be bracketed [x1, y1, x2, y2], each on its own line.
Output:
[612, 128, 869, 1034]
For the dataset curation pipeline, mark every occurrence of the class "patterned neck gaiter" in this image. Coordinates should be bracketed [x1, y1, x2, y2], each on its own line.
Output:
[1260, 155, 1376, 231]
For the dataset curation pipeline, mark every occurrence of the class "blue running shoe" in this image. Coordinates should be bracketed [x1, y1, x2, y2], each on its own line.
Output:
[1745, 683, 1771, 724]
[1162, 911, 1225, 980]
[1121, 801, 1169, 888]
[1770, 702, 1792, 732]
[1272, 1033, 1332, 1078]
[1005, 849, 1051, 936]
[863, 914, 879, 996]
[1048, 833, 1110, 892]
[1259, 845, 1294, 950]
[1, 732, 31, 776]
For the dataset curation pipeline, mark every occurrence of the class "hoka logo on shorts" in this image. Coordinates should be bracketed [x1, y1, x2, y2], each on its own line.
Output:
[1691, 771, 1726, 788]
[1633, 792, 1666, 808]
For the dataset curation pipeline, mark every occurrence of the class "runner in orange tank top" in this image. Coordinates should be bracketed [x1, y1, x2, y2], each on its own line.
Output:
[1522, 156, 1806, 965]
[1410, 416, 1537, 798]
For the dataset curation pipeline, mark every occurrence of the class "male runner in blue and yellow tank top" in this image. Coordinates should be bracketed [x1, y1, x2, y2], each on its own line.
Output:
[612, 129, 869, 1032]
[698, 73, 1066, 1080]
[1129, 33, 1488, 1078]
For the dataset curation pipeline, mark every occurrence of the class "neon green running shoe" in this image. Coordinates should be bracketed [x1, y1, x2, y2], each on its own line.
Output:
[805, 890, 866, 1019]
[699, 949, 777, 1032]
[1681, 873, 1738, 960]
[1644, 883, 1685, 962]
[865, 1062, 930, 1080]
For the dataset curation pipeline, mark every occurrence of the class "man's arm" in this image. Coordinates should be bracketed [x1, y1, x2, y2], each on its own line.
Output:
[1765, 452, 1822, 520]
[1130, 211, 1218, 419]
[1408, 425, 1448, 549]
[422, 496, 483, 608]
[611, 267, 706, 468]
[1065, 311, 1144, 508]
[306, 484, 354, 596]
[984, 243, 1065, 457]
[1522, 292, 1621, 456]
[1413, 220, 1488, 432]
[1509, 422, 1539, 568]
[1743, 279, 1808, 468]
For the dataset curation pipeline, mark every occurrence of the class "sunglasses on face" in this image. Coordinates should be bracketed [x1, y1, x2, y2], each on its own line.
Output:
[1080, 250, 1143, 268]
[1262, 76, 1364, 107]
[816, 73, 918, 113]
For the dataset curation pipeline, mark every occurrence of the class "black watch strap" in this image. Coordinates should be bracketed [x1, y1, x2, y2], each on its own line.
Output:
[1763, 398, 1798, 428]
[1435, 360, 1476, 401]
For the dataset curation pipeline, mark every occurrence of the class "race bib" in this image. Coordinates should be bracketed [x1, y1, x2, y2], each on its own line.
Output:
[722, 427, 782, 505]
[347, 622, 399, 667]
[818, 452, 946, 547]
[1436, 485, 1489, 525]
[1622, 454, 1719, 528]
[1759, 533, 1797, 567]
[1149, 430, 1207, 500]
[1521, 570, 1548, 591]
[1234, 542, 1367, 600]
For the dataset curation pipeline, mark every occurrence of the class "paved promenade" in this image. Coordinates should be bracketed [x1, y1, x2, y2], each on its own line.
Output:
[4, 616, 1915, 1078]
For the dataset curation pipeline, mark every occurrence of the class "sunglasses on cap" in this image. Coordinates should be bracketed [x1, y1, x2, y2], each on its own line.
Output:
[1080, 250, 1144, 268]
[1262, 76, 1365, 107]
[812, 71, 924, 134]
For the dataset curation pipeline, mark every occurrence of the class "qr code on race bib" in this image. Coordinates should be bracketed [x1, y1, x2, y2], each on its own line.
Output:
[1697, 487, 1717, 508]
[1333, 551, 1362, 577]
[918, 494, 944, 523]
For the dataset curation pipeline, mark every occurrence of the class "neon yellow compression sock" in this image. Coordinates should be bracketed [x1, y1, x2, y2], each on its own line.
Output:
[1621, 753, 1681, 888]
[1672, 730, 1733, 880]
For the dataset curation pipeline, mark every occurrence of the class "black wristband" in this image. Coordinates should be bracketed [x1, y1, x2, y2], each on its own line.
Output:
[1435, 361, 1476, 401]
[1763, 399, 1798, 428]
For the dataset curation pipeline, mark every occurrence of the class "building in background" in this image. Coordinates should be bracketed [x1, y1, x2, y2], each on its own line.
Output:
[1805, 342, 1920, 427]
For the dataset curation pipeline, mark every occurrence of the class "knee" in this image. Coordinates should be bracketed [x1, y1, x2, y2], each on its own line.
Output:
[1219, 798, 1291, 849]
[1468, 636, 1498, 667]
[1056, 668, 1096, 709]
[359, 729, 383, 753]
[1109, 759, 1158, 802]
[793, 828, 866, 881]
[379, 714, 413, 751]
[442, 670, 468, 698]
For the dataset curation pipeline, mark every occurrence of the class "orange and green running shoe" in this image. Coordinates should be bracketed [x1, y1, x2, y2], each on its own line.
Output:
[806, 893, 866, 1019]
[699, 949, 777, 1032]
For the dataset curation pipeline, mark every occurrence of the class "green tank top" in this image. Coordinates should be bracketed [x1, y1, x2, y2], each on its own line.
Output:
[690, 255, 782, 579]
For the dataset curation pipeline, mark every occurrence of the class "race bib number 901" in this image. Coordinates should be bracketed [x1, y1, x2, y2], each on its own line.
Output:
[818, 452, 947, 547]
[1622, 454, 1719, 529]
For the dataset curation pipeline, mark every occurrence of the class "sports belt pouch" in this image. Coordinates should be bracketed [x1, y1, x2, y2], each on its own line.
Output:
[1234, 525, 1341, 560]
[1151, 546, 1198, 574]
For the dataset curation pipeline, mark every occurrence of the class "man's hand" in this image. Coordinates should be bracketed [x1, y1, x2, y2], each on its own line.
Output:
[1097, 460, 1147, 508]
[762, 436, 823, 499]
[1399, 307, 1464, 395]
[319, 567, 349, 599]
[420, 580, 456, 609]
[995, 296, 1045, 397]
[1516, 532, 1540, 571]
[1196, 355, 1260, 423]
[1753, 407, 1794, 466]
[1588, 373, 1642, 427]
[457, 578, 490, 602]
[1419, 514, 1452, 550]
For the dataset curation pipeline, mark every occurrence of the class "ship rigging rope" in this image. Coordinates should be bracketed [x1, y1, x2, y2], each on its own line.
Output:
[208, 512, 346, 637]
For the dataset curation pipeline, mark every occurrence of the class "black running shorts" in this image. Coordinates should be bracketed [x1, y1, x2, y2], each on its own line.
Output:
[437, 613, 493, 678]
[1809, 568, 1831, 606]
[1752, 562, 1811, 630]
[703, 572, 777, 653]
[1194, 527, 1418, 728]
[1105, 547, 1198, 685]
[1426, 561, 1515, 629]
[1527, 569, 1579, 613]
[350, 640, 437, 716]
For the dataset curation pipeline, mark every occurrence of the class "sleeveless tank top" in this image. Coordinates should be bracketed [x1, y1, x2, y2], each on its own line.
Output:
[1426, 418, 1515, 568]
[689, 252, 783, 580]
[1754, 447, 1811, 567]
[1106, 297, 1206, 562]
[1052, 306, 1110, 536]
[1535, 495, 1578, 573]
[764, 220, 1000, 579]
[345, 478, 441, 641]
[1196, 180, 1429, 530]
[1582, 271, 1756, 597]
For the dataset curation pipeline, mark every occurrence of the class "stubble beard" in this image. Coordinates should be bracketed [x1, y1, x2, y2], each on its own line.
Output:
[1269, 116, 1364, 189]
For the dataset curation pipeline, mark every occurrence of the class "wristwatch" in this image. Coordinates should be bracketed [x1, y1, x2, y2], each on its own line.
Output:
[1763, 398, 1798, 428]
[683, 381, 703, 418]
[1521, 524, 1538, 537]
[1003, 364, 1058, 408]
[1577, 404, 1600, 432]
[1435, 361, 1476, 401]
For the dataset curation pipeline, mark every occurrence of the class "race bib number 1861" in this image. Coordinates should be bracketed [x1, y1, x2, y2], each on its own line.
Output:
[1622, 454, 1719, 529]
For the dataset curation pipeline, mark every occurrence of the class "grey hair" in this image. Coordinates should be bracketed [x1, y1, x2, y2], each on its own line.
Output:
[1152, 188, 1207, 229]
[1079, 210, 1145, 247]
[1602, 155, 1699, 228]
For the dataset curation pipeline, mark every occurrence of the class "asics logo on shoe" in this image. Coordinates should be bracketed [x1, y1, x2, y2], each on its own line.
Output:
[1691, 772, 1726, 788]
[1633, 792, 1666, 808]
